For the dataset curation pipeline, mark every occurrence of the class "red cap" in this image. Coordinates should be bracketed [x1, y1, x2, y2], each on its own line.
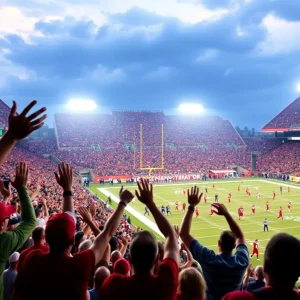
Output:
[0, 202, 16, 223]
[45, 213, 76, 246]
[113, 258, 131, 275]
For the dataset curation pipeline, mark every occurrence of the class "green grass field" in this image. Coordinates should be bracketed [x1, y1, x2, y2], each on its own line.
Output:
[90, 179, 300, 267]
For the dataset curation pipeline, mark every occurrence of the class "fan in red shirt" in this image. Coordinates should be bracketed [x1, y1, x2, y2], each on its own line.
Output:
[266, 201, 269, 212]
[273, 191, 276, 200]
[14, 162, 135, 300]
[182, 202, 186, 212]
[195, 207, 199, 218]
[250, 239, 259, 260]
[18, 226, 49, 272]
[238, 207, 244, 220]
[100, 179, 179, 300]
[277, 207, 283, 220]
[251, 205, 255, 215]
[175, 201, 178, 211]
[288, 202, 291, 212]
[228, 193, 232, 204]
[209, 205, 214, 216]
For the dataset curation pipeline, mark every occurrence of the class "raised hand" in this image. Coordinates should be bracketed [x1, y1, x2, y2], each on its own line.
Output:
[187, 186, 203, 207]
[78, 206, 93, 224]
[0, 179, 11, 199]
[211, 203, 229, 216]
[11, 162, 29, 190]
[135, 178, 154, 206]
[54, 162, 73, 191]
[174, 225, 180, 239]
[90, 202, 96, 219]
[8, 100, 47, 140]
[119, 186, 134, 205]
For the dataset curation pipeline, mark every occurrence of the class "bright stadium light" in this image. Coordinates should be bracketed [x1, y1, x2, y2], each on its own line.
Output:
[297, 83, 300, 93]
[67, 99, 97, 112]
[179, 103, 204, 114]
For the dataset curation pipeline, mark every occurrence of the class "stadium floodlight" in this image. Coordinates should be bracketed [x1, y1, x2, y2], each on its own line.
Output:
[297, 83, 300, 93]
[67, 99, 97, 112]
[178, 103, 204, 114]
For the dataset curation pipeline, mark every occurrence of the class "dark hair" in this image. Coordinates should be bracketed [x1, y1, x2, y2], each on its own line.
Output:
[264, 233, 300, 288]
[32, 227, 45, 242]
[130, 231, 158, 273]
[219, 230, 236, 252]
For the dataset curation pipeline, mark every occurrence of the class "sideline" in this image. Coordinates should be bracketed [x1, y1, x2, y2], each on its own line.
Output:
[98, 188, 164, 238]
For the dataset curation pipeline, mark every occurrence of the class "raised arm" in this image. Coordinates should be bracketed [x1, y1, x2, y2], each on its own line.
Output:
[212, 203, 246, 245]
[0, 100, 47, 165]
[90, 187, 134, 264]
[41, 198, 49, 223]
[0, 179, 12, 204]
[135, 179, 179, 263]
[54, 162, 74, 214]
[78, 206, 101, 236]
[179, 186, 202, 248]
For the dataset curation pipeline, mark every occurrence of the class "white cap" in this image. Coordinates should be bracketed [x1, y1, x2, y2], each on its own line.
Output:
[9, 252, 20, 263]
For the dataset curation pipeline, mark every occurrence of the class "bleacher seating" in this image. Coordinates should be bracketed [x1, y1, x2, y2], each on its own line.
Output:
[262, 97, 300, 131]
[243, 137, 282, 154]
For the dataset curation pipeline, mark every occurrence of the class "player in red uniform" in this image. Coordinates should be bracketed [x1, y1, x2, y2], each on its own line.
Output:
[266, 201, 270, 212]
[213, 183, 215, 188]
[248, 189, 251, 197]
[209, 205, 214, 215]
[277, 207, 283, 220]
[175, 201, 178, 211]
[273, 191, 276, 200]
[228, 193, 232, 203]
[288, 186, 291, 193]
[250, 239, 259, 260]
[238, 206, 244, 220]
[182, 202, 186, 212]
[246, 188, 249, 196]
[288, 201, 291, 212]
[204, 194, 207, 204]
[238, 185, 240, 192]
[195, 207, 199, 218]
[183, 189, 186, 196]
[251, 205, 256, 215]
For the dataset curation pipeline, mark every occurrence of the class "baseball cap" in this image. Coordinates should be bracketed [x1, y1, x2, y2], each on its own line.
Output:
[9, 252, 20, 263]
[8, 214, 22, 226]
[45, 213, 76, 246]
[113, 258, 131, 275]
[0, 202, 16, 223]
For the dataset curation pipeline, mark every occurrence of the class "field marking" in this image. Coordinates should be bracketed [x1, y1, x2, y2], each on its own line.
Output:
[98, 188, 164, 238]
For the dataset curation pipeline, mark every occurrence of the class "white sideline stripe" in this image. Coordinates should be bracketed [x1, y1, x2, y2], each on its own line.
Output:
[98, 188, 164, 238]
[263, 180, 300, 190]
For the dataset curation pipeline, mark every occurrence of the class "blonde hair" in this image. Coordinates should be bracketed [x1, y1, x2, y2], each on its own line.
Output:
[178, 267, 206, 299]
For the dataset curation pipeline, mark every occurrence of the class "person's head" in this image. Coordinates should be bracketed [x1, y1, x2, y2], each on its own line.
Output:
[32, 226, 46, 244]
[9, 252, 20, 269]
[93, 267, 111, 290]
[0, 202, 16, 233]
[264, 233, 300, 289]
[78, 239, 93, 252]
[255, 266, 264, 281]
[111, 250, 122, 265]
[178, 267, 206, 300]
[218, 230, 236, 253]
[45, 212, 76, 253]
[35, 207, 43, 219]
[255, 239, 258, 242]
[129, 231, 158, 274]
[113, 258, 131, 276]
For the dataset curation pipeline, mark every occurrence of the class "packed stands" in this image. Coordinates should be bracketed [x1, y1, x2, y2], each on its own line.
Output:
[262, 97, 300, 131]
[257, 141, 300, 176]
[0, 99, 10, 127]
[243, 137, 282, 154]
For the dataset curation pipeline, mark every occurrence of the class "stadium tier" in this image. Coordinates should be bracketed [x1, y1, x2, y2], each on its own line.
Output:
[262, 97, 300, 132]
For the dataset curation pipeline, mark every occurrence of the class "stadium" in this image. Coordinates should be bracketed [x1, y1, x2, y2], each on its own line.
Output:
[1, 1, 300, 299]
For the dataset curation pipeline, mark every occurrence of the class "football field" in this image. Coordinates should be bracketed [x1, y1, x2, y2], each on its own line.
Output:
[90, 179, 300, 266]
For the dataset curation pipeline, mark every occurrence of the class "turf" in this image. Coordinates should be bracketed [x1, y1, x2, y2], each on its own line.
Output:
[90, 178, 300, 267]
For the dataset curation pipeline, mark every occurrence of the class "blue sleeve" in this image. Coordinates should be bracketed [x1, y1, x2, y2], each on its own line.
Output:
[190, 239, 215, 265]
[235, 244, 249, 266]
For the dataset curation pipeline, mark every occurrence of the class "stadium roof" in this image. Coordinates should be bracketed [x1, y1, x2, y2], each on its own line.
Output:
[262, 97, 300, 132]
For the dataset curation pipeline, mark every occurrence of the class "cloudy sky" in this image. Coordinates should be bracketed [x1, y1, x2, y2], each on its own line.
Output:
[1, 0, 300, 129]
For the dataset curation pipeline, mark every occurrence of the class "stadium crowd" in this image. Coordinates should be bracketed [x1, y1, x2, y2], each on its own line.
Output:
[0, 100, 300, 300]
[263, 97, 300, 130]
